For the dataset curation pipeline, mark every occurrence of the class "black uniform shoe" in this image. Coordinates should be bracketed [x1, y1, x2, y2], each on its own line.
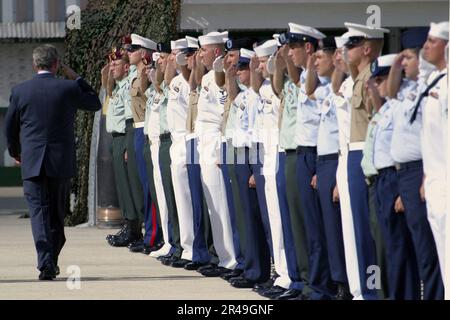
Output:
[259, 286, 287, 299]
[55, 266, 60, 276]
[201, 267, 232, 277]
[162, 255, 179, 266]
[157, 253, 172, 262]
[129, 241, 145, 252]
[335, 284, 353, 300]
[253, 278, 274, 293]
[277, 289, 302, 300]
[110, 234, 142, 247]
[230, 278, 257, 289]
[276, 288, 302, 300]
[197, 264, 217, 273]
[184, 261, 208, 271]
[106, 224, 127, 242]
[39, 265, 57, 281]
[141, 245, 153, 255]
[220, 269, 243, 281]
[171, 259, 191, 268]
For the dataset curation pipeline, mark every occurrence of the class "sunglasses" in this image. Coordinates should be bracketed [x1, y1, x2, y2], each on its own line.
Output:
[126, 45, 142, 53]
[344, 37, 365, 50]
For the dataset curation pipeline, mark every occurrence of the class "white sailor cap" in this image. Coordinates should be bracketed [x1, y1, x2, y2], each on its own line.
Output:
[254, 39, 278, 58]
[198, 31, 229, 46]
[370, 53, 397, 78]
[237, 48, 255, 68]
[429, 21, 449, 41]
[131, 33, 157, 51]
[273, 34, 282, 47]
[288, 23, 326, 40]
[171, 38, 188, 50]
[335, 32, 351, 49]
[185, 36, 199, 49]
[344, 22, 390, 39]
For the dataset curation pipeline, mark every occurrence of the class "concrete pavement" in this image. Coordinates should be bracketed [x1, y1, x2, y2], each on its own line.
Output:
[0, 213, 266, 300]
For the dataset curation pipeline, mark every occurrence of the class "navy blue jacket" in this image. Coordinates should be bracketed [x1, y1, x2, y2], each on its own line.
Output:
[5, 73, 102, 180]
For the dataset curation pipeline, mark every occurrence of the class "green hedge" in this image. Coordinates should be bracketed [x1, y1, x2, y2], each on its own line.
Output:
[64, 0, 180, 226]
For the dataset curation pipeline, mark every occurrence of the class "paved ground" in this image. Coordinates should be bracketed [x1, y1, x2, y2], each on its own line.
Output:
[0, 187, 28, 215]
[0, 188, 265, 300]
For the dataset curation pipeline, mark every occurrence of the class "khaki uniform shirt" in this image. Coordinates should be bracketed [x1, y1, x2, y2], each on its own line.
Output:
[350, 64, 372, 143]
[130, 69, 148, 123]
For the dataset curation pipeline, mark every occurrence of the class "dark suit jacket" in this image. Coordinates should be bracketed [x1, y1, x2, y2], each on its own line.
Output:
[5, 73, 102, 180]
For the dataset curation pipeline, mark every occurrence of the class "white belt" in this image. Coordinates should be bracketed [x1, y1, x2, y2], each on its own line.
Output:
[348, 142, 365, 151]
[185, 133, 198, 141]
[134, 122, 145, 129]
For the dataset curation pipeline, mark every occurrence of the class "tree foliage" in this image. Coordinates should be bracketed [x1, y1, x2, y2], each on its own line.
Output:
[64, 0, 180, 226]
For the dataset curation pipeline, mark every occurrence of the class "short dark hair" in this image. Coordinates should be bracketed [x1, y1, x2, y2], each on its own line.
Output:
[33, 44, 59, 70]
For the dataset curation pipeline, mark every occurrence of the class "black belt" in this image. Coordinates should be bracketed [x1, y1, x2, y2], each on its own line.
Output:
[395, 160, 423, 171]
[285, 149, 297, 154]
[377, 166, 396, 175]
[296, 146, 317, 154]
[160, 132, 171, 141]
[125, 119, 134, 126]
[317, 153, 339, 161]
[365, 175, 377, 186]
[111, 132, 126, 138]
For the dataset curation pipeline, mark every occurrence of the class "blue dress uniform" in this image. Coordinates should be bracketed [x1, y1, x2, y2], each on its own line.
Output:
[391, 66, 444, 298]
[315, 82, 349, 291]
[295, 68, 333, 299]
[344, 23, 390, 300]
[373, 97, 421, 300]
[230, 84, 272, 287]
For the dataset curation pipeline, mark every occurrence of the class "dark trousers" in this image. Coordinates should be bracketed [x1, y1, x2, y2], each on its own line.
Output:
[368, 180, 389, 299]
[125, 121, 144, 222]
[285, 151, 310, 292]
[23, 172, 70, 271]
[397, 161, 444, 300]
[221, 142, 245, 270]
[250, 143, 273, 258]
[375, 167, 420, 300]
[277, 152, 303, 289]
[235, 147, 271, 283]
[159, 134, 182, 258]
[186, 138, 213, 264]
[296, 148, 333, 299]
[316, 157, 348, 285]
[111, 134, 136, 220]
[347, 150, 378, 300]
[143, 139, 163, 247]
[133, 128, 153, 238]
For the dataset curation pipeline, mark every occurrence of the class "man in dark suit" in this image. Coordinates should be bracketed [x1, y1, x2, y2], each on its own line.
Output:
[4, 44, 101, 280]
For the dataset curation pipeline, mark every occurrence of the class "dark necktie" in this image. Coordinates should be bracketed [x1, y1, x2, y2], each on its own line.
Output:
[410, 73, 446, 124]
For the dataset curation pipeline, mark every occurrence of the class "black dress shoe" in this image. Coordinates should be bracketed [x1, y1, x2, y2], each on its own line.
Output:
[171, 259, 191, 268]
[230, 278, 257, 289]
[141, 245, 153, 255]
[220, 269, 243, 281]
[260, 286, 287, 299]
[129, 241, 144, 252]
[201, 267, 231, 277]
[276, 288, 302, 300]
[335, 284, 353, 300]
[106, 224, 127, 241]
[55, 266, 60, 276]
[253, 278, 274, 292]
[162, 255, 179, 266]
[197, 264, 217, 273]
[157, 253, 172, 262]
[184, 261, 208, 271]
[39, 265, 57, 281]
